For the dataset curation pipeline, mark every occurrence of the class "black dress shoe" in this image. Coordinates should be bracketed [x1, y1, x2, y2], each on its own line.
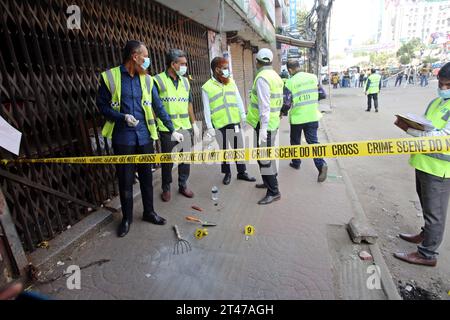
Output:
[365, 109, 371, 112]
[118, 220, 130, 237]
[223, 173, 232, 185]
[255, 183, 267, 189]
[258, 194, 281, 205]
[143, 212, 167, 225]
[289, 162, 300, 170]
[318, 164, 328, 183]
[237, 172, 256, 182]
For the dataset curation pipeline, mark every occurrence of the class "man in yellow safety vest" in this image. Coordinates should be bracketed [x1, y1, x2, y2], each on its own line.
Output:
[365, 68, 382, 112]
[246, 48, 284, 205]
[97, 40, 183, 237]
[394, 62, 450, 267]
[154, 49, 200, 202]
[281, 59, 328, 182]
[202, 57, 256, 185]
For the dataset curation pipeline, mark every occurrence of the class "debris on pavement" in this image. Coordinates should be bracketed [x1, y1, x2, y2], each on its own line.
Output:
[358, 250, 373, 261]
[56, 261, 65, 266]
[347, 217, 378, 244]
[99, 231, 111, 238]
[37, 241, 50, 249]
[398, 281, 441, 300]
[27, 264, 40, 281]
[37, 259, 111, 285]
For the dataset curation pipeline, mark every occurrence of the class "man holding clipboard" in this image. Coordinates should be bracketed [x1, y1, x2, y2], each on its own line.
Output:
[394, 62, 450, 267]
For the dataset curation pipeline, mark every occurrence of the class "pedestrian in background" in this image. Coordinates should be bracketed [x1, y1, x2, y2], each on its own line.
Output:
[395, 70, 404, 87]
[365, 68, 382, 112]
[354, 71, 360, 88]
[359, 72, 365, 88]
[420, 64, 429, 87]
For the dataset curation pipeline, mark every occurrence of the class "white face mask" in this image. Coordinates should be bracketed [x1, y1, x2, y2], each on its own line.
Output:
[176, 65, 188, 76]
[222, 69, 230, 78]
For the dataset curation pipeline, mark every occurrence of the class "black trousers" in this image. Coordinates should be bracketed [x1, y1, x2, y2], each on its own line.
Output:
[254, 124, 279, 197]
[367, 93, 379, 110]
[290, 121, 326, 170]
[160, 130, 191, 192]
[113, 143, 155, 222]
[216, 123, 247, 175]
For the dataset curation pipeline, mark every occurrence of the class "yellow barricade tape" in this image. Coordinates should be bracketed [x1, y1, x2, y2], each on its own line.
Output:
[1, 136, 450, 165]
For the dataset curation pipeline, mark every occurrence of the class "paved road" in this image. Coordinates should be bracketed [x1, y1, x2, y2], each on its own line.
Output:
[323, 81, 450, 300]
[32, 115, 387, 300]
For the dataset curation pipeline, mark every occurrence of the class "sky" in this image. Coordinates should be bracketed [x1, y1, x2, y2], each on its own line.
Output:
[299, 0, 383, 54]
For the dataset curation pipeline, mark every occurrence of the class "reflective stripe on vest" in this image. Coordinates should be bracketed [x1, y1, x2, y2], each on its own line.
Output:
[202, 78, 241, 129]
[154, 72, 191, 132]
[100, 67, 158, 140]
[246, 68, 284, 131]
[286, 72, 321, 125]
[409, 98, 450, 177]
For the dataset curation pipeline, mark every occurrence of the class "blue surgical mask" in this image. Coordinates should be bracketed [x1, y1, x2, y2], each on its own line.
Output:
[141, 58, 151, 71]
[222, 69, 230, 78]
[438, 88, 450, 100]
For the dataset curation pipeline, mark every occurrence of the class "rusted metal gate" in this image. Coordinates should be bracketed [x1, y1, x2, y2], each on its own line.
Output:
[0, 0, 210, 253]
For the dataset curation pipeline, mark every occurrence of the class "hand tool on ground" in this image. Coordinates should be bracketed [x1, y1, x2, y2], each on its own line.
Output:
[191, 205, 203, 212]
[186, 216, 217, 227]
[173, 225, 191, 255]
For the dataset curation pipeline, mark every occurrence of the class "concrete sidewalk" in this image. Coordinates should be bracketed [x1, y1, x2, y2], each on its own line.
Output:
[32, 118, 394, 300]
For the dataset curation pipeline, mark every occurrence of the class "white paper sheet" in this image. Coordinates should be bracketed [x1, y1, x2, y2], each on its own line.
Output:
[0, 115, 22, 155]
[405, 113, 434, 130]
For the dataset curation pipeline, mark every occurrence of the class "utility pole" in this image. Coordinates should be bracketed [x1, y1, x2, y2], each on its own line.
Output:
[309, 0, 333, 77]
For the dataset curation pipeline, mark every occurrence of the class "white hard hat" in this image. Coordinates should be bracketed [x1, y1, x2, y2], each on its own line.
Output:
[256, 48, 273, 63]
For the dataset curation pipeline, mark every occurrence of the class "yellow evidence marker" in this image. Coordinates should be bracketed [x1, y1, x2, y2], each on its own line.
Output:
[195, 228, 208, 240]
[245, 225, 255, 236]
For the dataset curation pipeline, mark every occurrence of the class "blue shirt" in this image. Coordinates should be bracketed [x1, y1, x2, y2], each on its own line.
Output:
[97, 65, 175, 146]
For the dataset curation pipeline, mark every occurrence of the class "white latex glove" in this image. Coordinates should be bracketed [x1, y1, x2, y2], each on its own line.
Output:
[171, 131, 184, 143]
[124, 114, 139, 127]
[259, 129, 268, 145]
[192, 123, 200, 140]
[206, 128, 216, 138]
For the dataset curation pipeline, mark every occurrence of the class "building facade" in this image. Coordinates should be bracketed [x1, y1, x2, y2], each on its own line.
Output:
[0, 0, 286, 282]
[380, 0, 450, 48]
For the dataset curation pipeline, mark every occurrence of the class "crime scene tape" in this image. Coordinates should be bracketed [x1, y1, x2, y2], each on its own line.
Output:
[1, 136, 450, 165]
